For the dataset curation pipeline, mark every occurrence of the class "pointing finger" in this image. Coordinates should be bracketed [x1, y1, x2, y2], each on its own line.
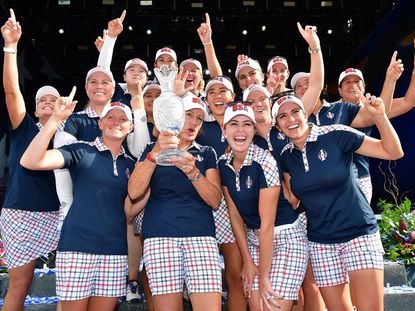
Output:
[296, 22, 304, 34]
[10, 8, 16, 22]
[119, 10, 126, 23]
[205, 12, 210, 25]
[353, 84, 365, 101]
[390, 51, 397, 63]
[68, 86, 77, 102]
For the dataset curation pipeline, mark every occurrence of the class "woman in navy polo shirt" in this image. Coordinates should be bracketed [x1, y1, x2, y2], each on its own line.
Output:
[0, 11, 61, 310]
[21, 99, 136, 310]
[273, 91, 403, 311]
[128, 94, 223, 310]
[218, 102, 308, 311]
[196, 75, 249, 310]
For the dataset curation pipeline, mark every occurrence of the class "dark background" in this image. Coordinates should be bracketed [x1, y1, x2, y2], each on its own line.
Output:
[0, 0, 414, 210]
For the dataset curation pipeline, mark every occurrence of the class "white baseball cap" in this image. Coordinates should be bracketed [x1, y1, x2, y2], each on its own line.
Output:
[205, 76, 234, 94]
[290, 72, 310, 89]
[271, 95, 305, 119]
[143, 82, 161, 95]
[124, 58, 149, 73]
[338, 68, 364, 86]
[179, 58, 203, 72]
[267, 56, 289, 73]
[235, 58, 262, 79]
[101, 102, 133, 121]
[224, 102, 256, 125]
[182, 94, 209, 120]
[155, 47, 177, 62]
[85, 66, 115, 85]
[35, 86, 60, 105]
[242, 85, 271, 101]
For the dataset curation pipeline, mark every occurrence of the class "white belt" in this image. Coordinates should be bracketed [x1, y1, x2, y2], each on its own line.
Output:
[252, 216, 300, 236]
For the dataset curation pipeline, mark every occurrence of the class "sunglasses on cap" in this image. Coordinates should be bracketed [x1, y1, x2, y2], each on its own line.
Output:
[143, 80, 160, 87]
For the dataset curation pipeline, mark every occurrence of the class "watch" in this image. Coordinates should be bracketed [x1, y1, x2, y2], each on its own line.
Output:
[189, 171, 201, 183]
[308, 46, 321, 54]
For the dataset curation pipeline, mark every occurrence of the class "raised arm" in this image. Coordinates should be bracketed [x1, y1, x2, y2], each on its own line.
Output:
[296, 22, 324, 115]
[387, 38, 415, 118]
[197, 13, 222, 77]
[97, 10, 126, 69]
[2, 9, 25, 129]
[126, 81, 150, 158]
[351, 51, 404, 128]
[354, 85, 403, 160]
[20, 87, 77, 170]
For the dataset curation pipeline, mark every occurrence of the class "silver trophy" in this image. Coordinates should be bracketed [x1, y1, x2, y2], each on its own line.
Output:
[153, 65, 186, 165]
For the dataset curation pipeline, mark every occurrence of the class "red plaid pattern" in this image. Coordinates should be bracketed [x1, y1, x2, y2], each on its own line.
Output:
[246, 225, 308, 300]
[213, 197, 235, 244]
[133, 209, 145, 235]
[0, 208, 59, 269]
[309, 232, 384, 287]
[357, 176, 372, 203]
[143, 236, 222, 295]
[56, 251, 127, 300]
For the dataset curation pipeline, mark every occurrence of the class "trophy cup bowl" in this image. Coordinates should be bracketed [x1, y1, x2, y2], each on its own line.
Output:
[153, 92, 187, 166]
[152, 64, 188, 166]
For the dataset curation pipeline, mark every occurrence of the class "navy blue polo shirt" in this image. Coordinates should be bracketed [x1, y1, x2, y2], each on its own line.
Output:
[197, 120, 228, 157]
[3, 114, 60, 212]
[307, 100, 360, 127]
[218, 143, 280, 229]
[140, 141, 218, 239]
[57, 137, 135, 255]
[112, 83, 132, 107]
[147, 122, 157, 142]
[279, 124, 378, 244]
[254, 131, 300, 225]
[62, 107, 101, 141]
[308, 100, 371, 178]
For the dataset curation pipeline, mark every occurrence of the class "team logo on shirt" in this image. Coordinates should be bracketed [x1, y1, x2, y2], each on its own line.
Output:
[125, 168, 131, 178]
[246, 176, 253, 189]
[327, 112, 334, 119]
[318, 149, 327, 161]
[277, 132, 286, 140]
[195, 155, 204, 162]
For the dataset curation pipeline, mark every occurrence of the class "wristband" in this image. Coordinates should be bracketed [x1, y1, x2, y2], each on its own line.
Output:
[3, 47, 16, 54]
[202, 41, 212, 46]
[308, 46, 321, 54]
[189, 171, 201, 183]
[146, 152, 156, 163]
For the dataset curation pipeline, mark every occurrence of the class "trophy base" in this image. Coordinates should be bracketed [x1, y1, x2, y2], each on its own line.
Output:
[155, 149, 188, 166]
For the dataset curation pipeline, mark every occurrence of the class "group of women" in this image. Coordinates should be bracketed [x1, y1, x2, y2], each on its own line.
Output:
[1, 7, 414, 311]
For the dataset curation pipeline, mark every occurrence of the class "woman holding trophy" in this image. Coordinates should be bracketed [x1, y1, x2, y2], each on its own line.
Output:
[127, 64, 223, 310]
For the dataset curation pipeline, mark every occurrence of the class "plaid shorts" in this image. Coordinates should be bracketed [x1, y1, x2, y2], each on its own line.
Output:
[297, 212, 307, 231]
[133, 209, 145, 235]
[56, 251, 127, 300]
[0, 208, 59, 269]
[309, 231, 384, 288]
[246, 223, 308, 300]
[143, 236, 222, 295]
[357, 176, 373, 203]
[213, 197, 235, 244]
